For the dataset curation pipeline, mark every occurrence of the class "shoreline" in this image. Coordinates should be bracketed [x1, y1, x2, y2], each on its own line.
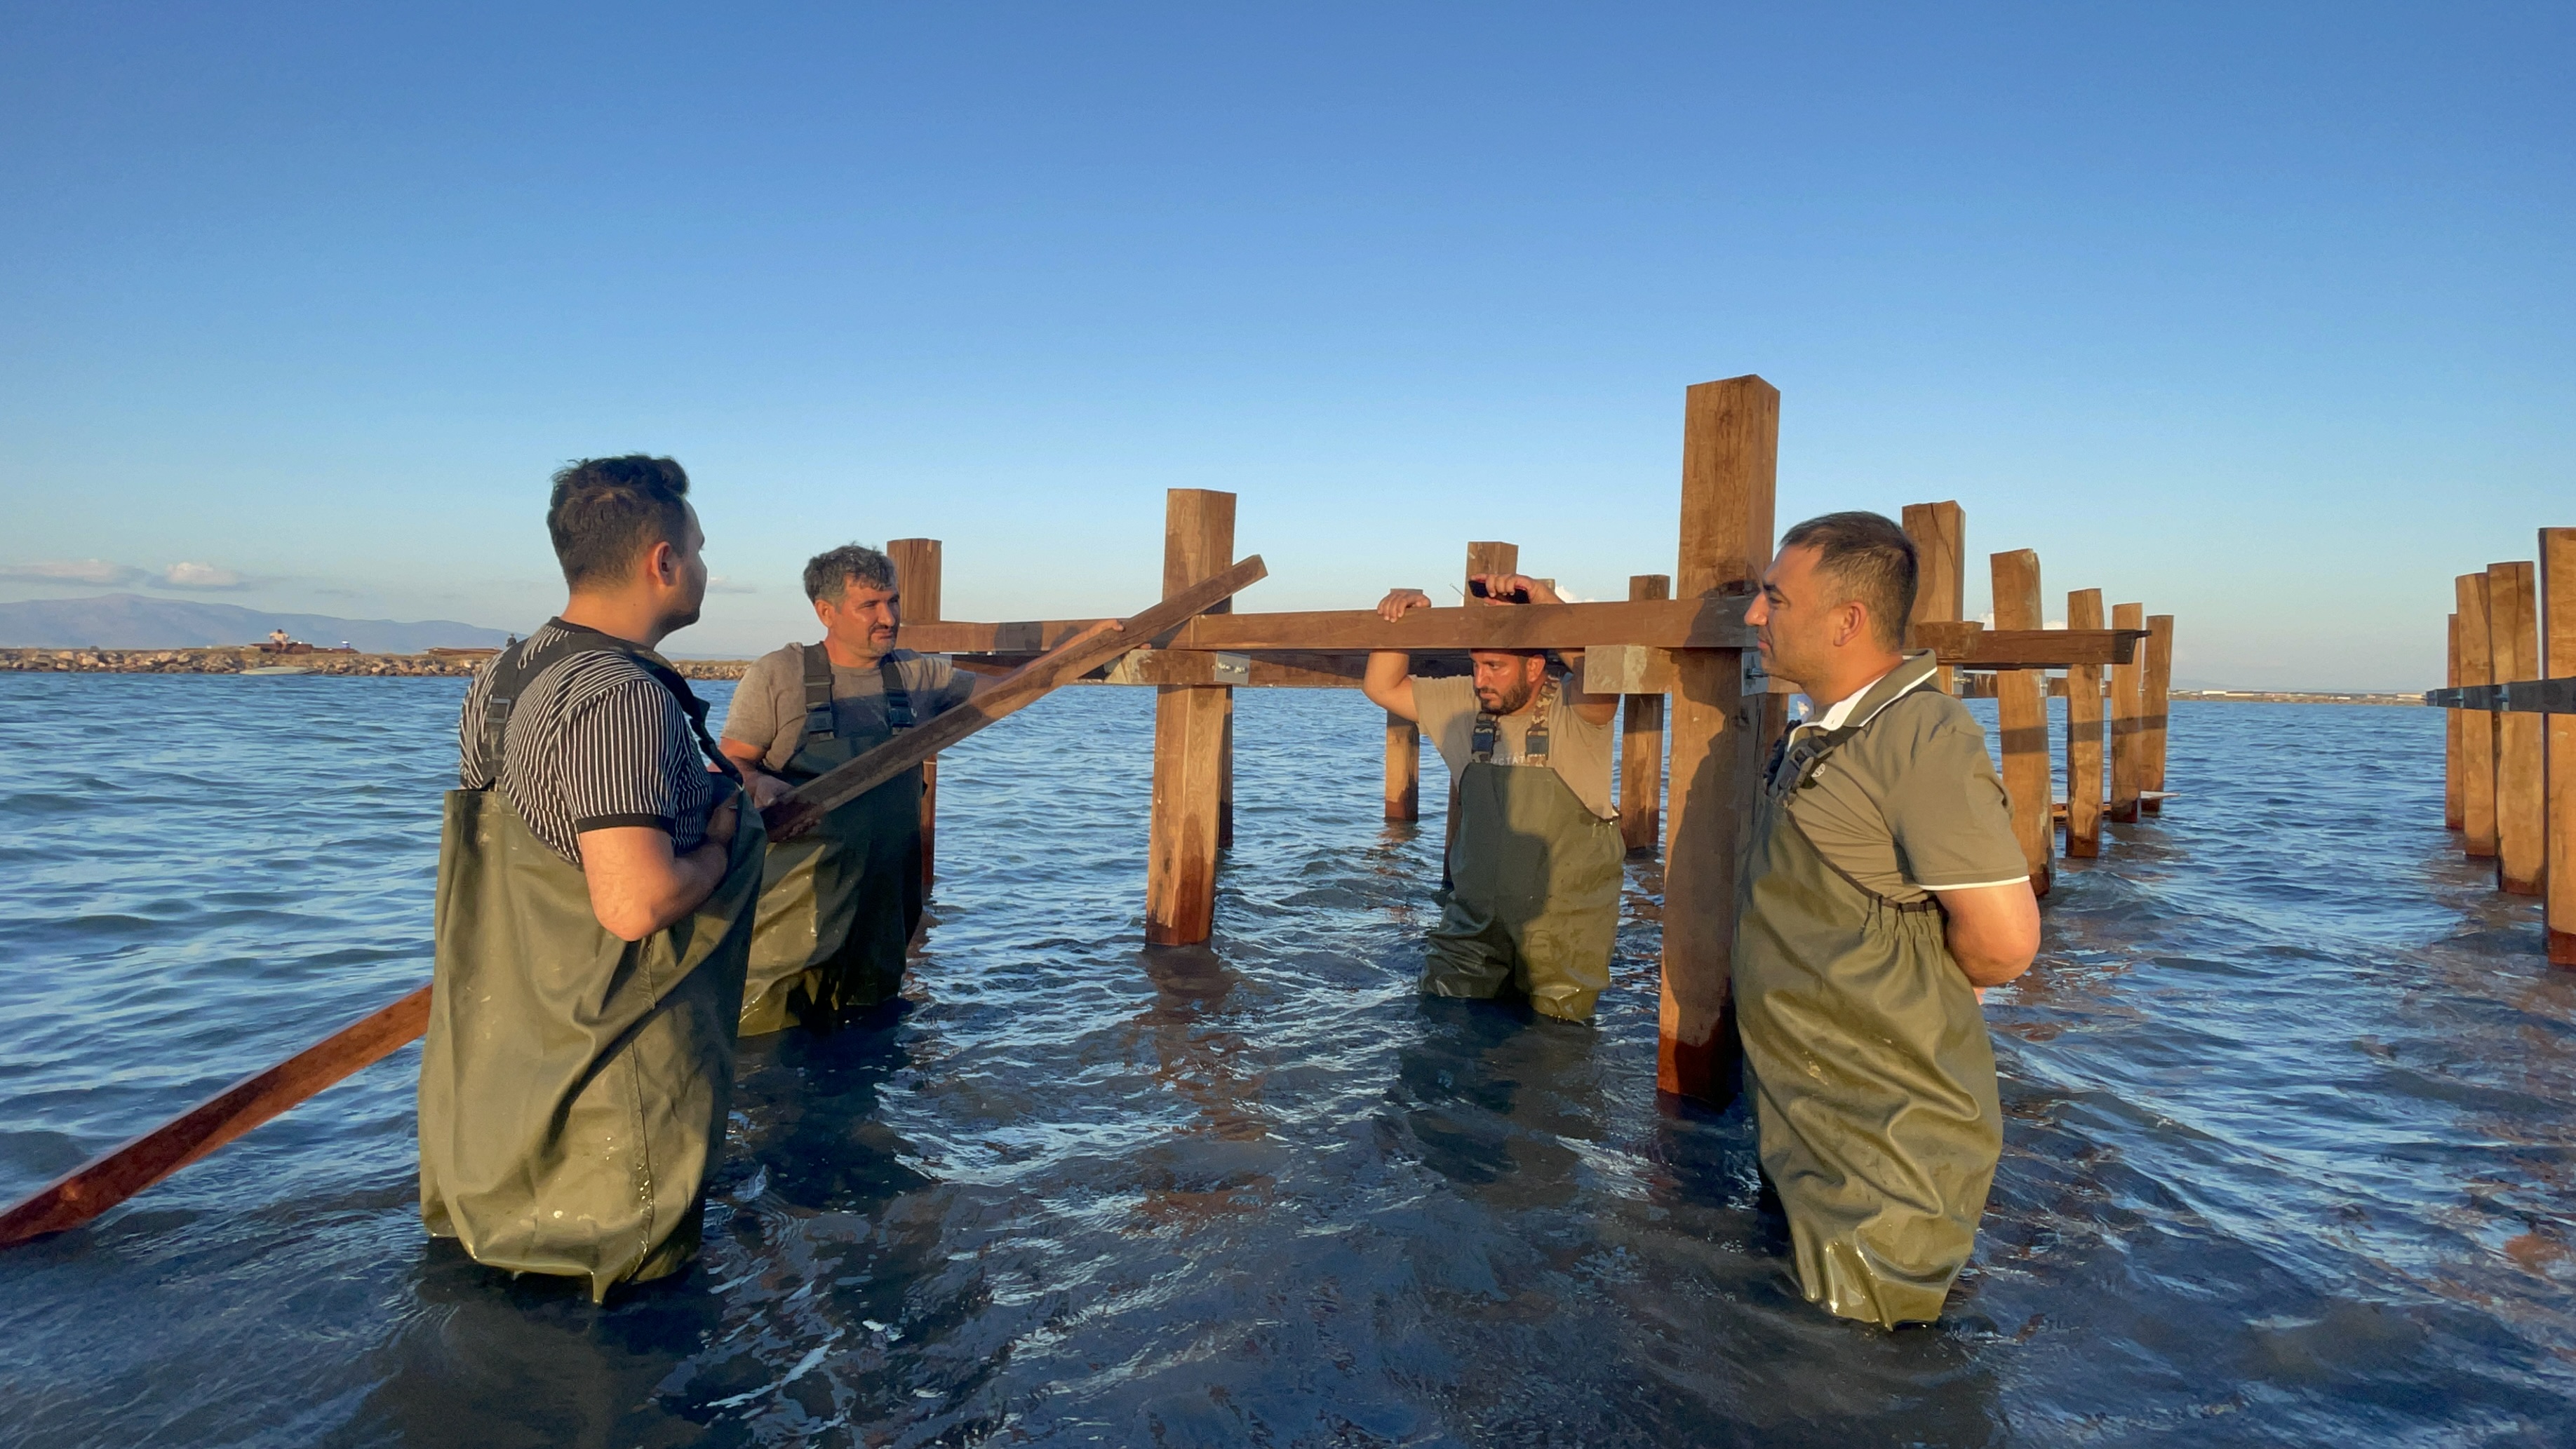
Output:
[0, 647, 753, 680]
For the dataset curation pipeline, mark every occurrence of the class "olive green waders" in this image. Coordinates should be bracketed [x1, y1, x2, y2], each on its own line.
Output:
[1422, 683, 1624, 1023]
[1733, 673, 2002, 1327]
[420, 631, 763, 1302]
[738, 647, 926, 1035]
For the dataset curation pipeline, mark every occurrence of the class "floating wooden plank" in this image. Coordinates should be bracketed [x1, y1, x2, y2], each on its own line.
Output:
[2490, 564, 2545, 895]
[767, 555, 1269, 839]
[1619, 574, 1670, 855]
[1660, 375, 1774, 1105]
[2457, 572, 2500, 858]
[0, 986, 434, 1247]
[2544, 529, 2576, 966]
[1146, 491, 1235, 945]
[1992, 550, 2053, 896]
[2065, 588, 2106, 859]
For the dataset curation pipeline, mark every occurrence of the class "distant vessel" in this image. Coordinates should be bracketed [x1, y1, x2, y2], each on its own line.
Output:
[241, 666, 312, 676]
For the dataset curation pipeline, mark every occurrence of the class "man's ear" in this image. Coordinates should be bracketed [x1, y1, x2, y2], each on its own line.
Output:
[1837, 601, 1870, 649]
[642, 539, 680, 587]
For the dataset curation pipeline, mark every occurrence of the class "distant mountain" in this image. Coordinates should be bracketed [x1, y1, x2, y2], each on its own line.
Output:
[0, 593, 515, 653]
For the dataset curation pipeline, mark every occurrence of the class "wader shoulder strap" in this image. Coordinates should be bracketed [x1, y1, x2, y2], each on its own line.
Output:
[1470, 682, 1552, 766]
[1769, 669, 1941, 794]
[800, 644, 837, 744]
[880, 654, 915, 732]
[476, 622, 740, 786]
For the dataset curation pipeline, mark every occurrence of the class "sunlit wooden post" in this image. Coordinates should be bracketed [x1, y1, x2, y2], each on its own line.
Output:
[2140, 614, 2175, 813]
[1991, 550, 2053, 895]
[888, 537, 944, 892]
[2490, 563, 2544, 894]
[2444, 613, 2464, 831]
[2458, 572, 2499, 859]
[1383, 709, 1419, 822]
[2108, 602, 2145, 823]
[1659, 376, 1776, 1103]
[2542, 529, 2576, 966]
[1902, 501, 1966, 696]
[1145, 490, 1235, 945]
[1619, 573, 1670, 854]
[2065, 588, 2106, 858]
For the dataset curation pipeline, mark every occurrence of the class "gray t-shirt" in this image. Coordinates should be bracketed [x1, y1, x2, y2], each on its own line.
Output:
[1781, 672, 2029, 903]
[720, 645, 974, 771]
[1414, 673, 1617, 820]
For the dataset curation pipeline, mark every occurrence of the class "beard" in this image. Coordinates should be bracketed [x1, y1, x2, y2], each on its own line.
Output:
[1475, 674, 1538, 714]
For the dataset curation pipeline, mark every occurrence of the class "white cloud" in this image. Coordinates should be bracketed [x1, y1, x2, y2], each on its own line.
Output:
[705, 574, 758, 594]
[156, 562, 253, 591]
[0, 558, 149, 587]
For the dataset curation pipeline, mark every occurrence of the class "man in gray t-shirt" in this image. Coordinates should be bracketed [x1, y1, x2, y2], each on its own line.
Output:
[716, 543, 984, 1033]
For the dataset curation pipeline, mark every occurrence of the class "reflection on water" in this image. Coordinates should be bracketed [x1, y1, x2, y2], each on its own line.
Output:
[1, 676, 2572, 1445]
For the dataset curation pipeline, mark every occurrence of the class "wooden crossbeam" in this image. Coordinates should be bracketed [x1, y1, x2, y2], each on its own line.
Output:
[904, 595, 1756, 656]
[2424, 678, 2576, 713]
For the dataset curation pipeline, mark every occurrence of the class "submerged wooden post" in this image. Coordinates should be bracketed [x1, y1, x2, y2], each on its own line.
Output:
[2108, 602, 2145, 823]
[2458, 572, 2500, 858]
[1383, 712, 1419, 821]
[2542, 529, 2576, 966]
[1146, 490, 1236, 945]
[889, 537, 944, 892]
[1902, 501, 1966, 696]
[2140, 614, 2175, 812]
[2489, 563, 2544, 894]
[1991, 551, 2053, 895]
[2065, 588, 2106, 859]
[2445, 613, 2464, 831]
[1620, 574, 1671, 854]
[1660, 376, 1776, 1103]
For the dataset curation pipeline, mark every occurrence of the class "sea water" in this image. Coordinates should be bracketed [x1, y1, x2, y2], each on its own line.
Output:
[0, 675, 2569, 1446]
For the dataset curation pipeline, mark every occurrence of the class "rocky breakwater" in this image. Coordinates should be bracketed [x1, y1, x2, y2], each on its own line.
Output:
[1, 647, 753, 680]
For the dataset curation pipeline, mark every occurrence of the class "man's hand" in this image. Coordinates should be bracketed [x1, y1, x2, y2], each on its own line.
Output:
[1469, 573, 1560, 607]
[1930, 881, 2041, 990]
[705, 793, 740, 847]
[1377, 587, 1433, 622]
[743, 771, 794, 809]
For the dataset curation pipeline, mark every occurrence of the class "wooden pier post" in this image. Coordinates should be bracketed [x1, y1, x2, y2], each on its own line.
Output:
[2489, 563, 2544, 894]
[1902, 501, 1966, 695]
[2445, 613, 2464, 831]
[1659, 376, 1776, 1103]
[2458, 572, 2499, 858]
[888, 537, 944, 892]
[2108, 602, 2145, 823]
[2065, 588, 2106, 858]
[2140, 614, 2175, 813]
[1619, 573, 1671, 854]
[1383, 711, 1418, 821]
[1991, 551, 2053, 895]
[2542, 529, 2576, 966]
[1146, 490, 1236, 945]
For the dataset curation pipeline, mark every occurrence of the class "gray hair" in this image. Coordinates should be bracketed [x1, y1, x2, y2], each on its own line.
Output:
[802, 543, 897, 603]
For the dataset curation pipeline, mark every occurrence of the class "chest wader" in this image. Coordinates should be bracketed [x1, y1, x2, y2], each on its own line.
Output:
[1421, 682, 1624, 1023]
[418, 628, 764, 1302]
[1733, 680, 2001, 1328]
[738, 647, 926, 1035]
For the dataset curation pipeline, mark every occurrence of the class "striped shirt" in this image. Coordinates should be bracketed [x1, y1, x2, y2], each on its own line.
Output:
[456, 620, 722, 865]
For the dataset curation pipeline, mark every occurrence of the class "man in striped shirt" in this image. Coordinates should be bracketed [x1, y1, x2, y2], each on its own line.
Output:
[420, 454, 765, 1300]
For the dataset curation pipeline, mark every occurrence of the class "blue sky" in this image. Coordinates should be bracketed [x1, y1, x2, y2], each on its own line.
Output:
[1, 3, 2567, 687]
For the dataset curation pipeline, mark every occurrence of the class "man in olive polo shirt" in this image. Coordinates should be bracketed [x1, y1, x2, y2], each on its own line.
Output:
[1734, 510, 2040, 1328]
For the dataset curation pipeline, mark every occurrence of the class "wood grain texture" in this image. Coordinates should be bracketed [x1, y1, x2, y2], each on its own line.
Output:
[1620, 574, 1670, 855]
[1902, 500, 1966, 696]
[902, 597, 1757, 656]
[1912, 624, 2145, 667]
[2108, 602, 2146, 823]
[1660, 375, 1776, 1104]
[2459, 572, 2499, 858]
[1, 985, 434, 1246]
[890, 537, 944, 893]
[2065, 588, 2106, 859]
[2542, 530, 2576, 965]
[1147, 490, 1236, 944]
[1990, 550, 2053, 896]
[1385, 711, 1420, 821]
[2140, 616, 2175, 814]
[2489, 562, 2544, 894]
[2446, 612, 2464, 831]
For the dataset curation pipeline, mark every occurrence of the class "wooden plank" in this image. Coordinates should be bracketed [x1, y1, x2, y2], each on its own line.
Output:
[2459, 572, 2499, 858]
[2065, 588, 2106, 859]
[1991, 551, 2053, 896]
[1902, 501, 1966, 696]
[1621, 574, 1670, 854]
[1147, 490, 1236, 945]
[1913, 623, 2145, 667]
[1, 985, 433, 1246]
[2108, 602, 2146, 823]
[2490, 562, 2544, 894]
[2543, 530, 2576, 966]
[901, 595, 1757, 656]
[765, 556, 1268, 837]
[887, 537, 944, 893]
[1661, 375, 1775, 1105]
[2140, 614, 2175, 814]
[2445, 612, 2464, 830]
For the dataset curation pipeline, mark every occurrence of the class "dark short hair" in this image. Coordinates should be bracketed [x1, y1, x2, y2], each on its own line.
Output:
[803, 543, 897, 604]
[546, 456, 692, 590]
[1780, 511, 1918, 650]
